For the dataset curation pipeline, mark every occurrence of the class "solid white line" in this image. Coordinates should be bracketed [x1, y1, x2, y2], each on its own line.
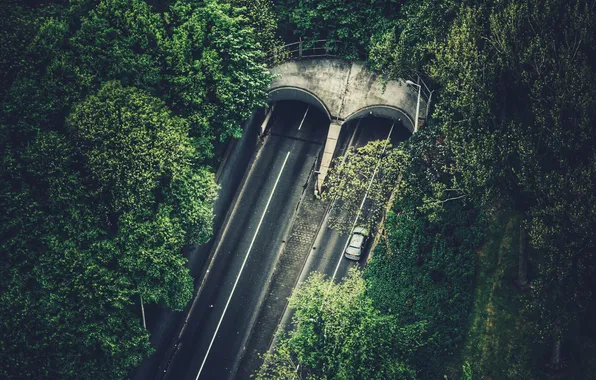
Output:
[331, 120, 395, 280]
[297, 105, 310, 130]
[196, 151, 291, 380]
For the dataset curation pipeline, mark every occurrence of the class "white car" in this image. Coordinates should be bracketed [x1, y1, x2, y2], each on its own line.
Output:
[344, 227, 369, 260]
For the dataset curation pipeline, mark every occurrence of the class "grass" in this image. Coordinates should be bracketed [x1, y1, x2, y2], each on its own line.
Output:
[447, 208, 596, 380]
[455, 210, 544, 380]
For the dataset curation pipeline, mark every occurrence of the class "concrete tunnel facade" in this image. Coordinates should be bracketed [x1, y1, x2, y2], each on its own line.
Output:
[266, 58, 427, 192]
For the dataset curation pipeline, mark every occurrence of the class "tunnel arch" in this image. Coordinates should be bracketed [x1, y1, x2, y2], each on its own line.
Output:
[343, 105, 414, 134]
[267, 58, 424, 125]
[268, 86, 332, 121]
[266, 57, 429, 192]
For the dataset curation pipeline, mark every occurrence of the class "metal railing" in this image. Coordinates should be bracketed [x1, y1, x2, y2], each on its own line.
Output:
[405, 73, 434, 118]
[267, 39, 339, 66]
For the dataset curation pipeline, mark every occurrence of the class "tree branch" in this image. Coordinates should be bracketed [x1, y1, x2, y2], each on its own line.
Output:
[436, 194, 467, 204]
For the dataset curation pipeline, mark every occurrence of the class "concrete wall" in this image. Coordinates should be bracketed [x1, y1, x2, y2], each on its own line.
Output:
[269, 58, 424, 132]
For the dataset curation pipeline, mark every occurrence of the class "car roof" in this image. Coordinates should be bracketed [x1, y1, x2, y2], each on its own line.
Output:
[346, 246, 360, 255]
[349, 233, 364, 248]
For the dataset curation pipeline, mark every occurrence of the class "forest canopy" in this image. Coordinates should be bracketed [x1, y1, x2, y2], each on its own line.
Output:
[0, 0, 271, 378]
[2, 0, 596, 379]
[264, 0, 596, 378]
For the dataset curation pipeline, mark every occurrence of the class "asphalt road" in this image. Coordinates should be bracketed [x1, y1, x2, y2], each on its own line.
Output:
[272, 116, 411, 349]
[161, 102, 329, 380]
[302, 117, 409, 282]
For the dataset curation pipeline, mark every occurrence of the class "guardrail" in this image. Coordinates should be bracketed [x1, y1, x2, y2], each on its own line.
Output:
[266, 39, 339, 66]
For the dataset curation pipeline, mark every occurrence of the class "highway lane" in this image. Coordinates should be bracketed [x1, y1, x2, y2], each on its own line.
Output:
[162, 101, 328, 380]
[301, 117, 409, 282]
[272, 117, 410, 350]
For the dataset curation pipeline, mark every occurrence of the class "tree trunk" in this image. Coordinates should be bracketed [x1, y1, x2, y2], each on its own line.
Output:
[518, 221, 528, 289]
[551, 334, 561, 370]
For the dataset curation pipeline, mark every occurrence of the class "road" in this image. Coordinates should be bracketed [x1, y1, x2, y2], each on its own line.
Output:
[239, 115, 411, 379]
[301, 117, 408, 282]
[268, 116, 410, 359]
[161, 101, 328, 380]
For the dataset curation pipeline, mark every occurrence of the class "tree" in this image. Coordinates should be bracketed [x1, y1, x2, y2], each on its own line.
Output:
[274, 0, 404, 58]
[159, 0, 272, 150]
[257, 270, 425, 380]
[369, 0, 459, 79]
[227, 0, 280, 55]
[0, 0, 272, 375]
[67, 80, 218, 308]
[425, 0, 596, 371]
[323, 139, 406, 233]
[0, 79, 218, 378]
[0, 129, 154, 379]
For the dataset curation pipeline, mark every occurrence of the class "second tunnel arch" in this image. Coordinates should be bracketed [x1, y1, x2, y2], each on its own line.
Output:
[343, 105, 414, 134]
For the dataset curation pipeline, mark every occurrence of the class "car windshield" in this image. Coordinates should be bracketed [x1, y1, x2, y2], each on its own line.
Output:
[349, 233, 364, 248]
[346, 246, 360, 256]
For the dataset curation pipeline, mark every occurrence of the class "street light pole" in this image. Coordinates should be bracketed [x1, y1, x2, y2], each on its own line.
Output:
[140, 295, 146, 329]
[405, 80, 421, 133]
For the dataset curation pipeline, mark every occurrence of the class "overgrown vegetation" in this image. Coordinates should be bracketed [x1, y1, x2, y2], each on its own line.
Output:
[0, 0, 272, 378]
[264, 0, 596, 378]
[323, 140, 406, 233]
[364, 132, 485, 378]
[3, 0, 595, 378]
[461, 211, 541, 379]
[257, 270, 426, 380]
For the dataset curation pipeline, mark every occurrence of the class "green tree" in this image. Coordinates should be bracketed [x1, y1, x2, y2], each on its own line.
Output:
[257, 270, 425, 380]
[68, 81, 195, 216]
[364, 132, 484, 377]
[0, 0, 269, 376]
[160, 0, 272, 149]
[228, 0, 280, 55]
[0, 129, 154, 379]
[67, 81, 217, 309]
[427, 0, 596, 372]
[323, 140, 406, 233]
[274, 0, 403, 58]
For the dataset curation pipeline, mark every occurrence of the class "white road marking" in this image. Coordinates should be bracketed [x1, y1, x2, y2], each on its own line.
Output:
[332, 121, 395, 280]
[297, 105, 310, 130]
[196, 151, 291, 380]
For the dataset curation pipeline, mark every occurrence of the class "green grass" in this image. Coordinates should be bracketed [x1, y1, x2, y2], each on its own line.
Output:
[455, 210, 543, 380]
[448, 209, 596, 380]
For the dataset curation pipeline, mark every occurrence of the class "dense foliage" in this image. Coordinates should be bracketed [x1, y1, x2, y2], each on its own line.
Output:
[275, 0, 596, 376]
[364, 131, 485, 377]
[0, 0, 271, 378]
[418, 1, 596, 373]
[257, 270, 426, 380]
[323, 140, 406, 233]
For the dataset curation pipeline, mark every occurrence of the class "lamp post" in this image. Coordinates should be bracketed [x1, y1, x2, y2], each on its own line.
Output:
[405, 80, 421, 133]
